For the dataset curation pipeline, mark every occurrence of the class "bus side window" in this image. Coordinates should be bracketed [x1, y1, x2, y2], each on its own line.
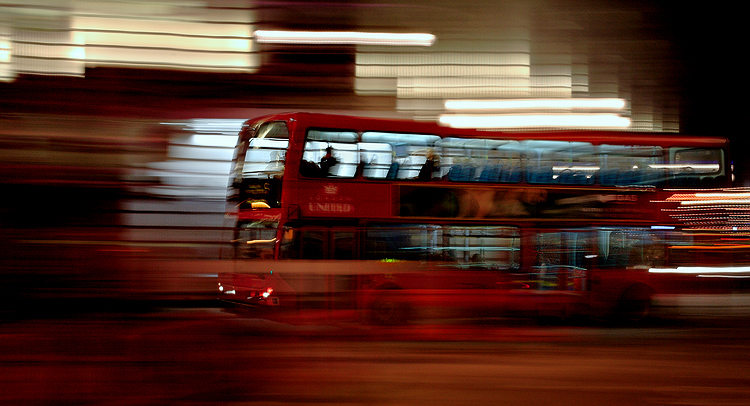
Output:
[279, 227, 299, 259]
[301, 229, 326, 259]
[671, 148, 724, 187]
[359, 142, 394, 179]
[534, 233, 561, 290]
[235, 222, 278, 260]
[603, 231, 629, 268]
[363, 226, 430, 261]
[302, 130, 359, 178]
[282, 228, 356, 260]
[534, 231, 590, 291]
[333, 230, 356, 260]
[443, 226, 519, 269]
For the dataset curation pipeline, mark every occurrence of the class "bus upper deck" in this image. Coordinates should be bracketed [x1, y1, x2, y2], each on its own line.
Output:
[233, 112, 730, 194]
[230, 112, 730, 226]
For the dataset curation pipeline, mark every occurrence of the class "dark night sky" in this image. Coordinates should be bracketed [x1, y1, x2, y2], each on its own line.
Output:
[666, 5, 746, 183]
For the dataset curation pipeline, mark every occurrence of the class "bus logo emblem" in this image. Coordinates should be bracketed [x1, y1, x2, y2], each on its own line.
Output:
[324, 184, 338, 195]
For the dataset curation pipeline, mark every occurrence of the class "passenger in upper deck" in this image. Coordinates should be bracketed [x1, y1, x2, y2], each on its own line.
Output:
[320, 146, 338, 177]
[264, 152, 285, 178]
[418, 148, 440, 181]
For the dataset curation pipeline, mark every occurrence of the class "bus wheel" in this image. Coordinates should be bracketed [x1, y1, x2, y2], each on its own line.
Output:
[615, 284, 653, 325]
[370, 293, 410, 326]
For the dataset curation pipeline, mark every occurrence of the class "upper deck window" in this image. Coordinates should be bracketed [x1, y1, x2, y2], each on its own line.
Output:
[301, 130, 359, 177]
[521, 141, 597, 185]
[292, 122, 727, 187]
[301, 129, 442, 179]
[361, 132, 441, 180]
[668, 148, 724, 187]
[438, 138, 521, 182]
[599, 145, 665, 187]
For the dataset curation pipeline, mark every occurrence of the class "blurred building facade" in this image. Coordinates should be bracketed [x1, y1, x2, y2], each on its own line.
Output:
[1, 0, 723, 198]
[0, 1, 682, 122]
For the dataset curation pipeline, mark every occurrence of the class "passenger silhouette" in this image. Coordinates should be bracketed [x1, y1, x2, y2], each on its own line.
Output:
[320, 146, 338, 176]
[418, 148, 439, 181]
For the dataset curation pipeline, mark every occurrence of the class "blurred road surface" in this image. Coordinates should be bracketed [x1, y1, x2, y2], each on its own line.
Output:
[2, 308, 750, 406]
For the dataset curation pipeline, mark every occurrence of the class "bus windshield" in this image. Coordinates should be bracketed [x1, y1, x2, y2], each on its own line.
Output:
[231, 120, 289, 209]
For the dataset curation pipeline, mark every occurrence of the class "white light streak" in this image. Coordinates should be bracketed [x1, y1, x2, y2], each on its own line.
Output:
[438, 114, 631, 129]
[649, 266, 750, 274]
[254, 30, 436, 46]
[444, 98, 627, 111]
[648, 164, 720, 170]
[183, 118, 246, 135]
[694, 193, 750, 198]
[247, 238, 277, 245]
[552, 166, 601, 172]
[698, 275, 750, 279]
[679, 200, 750, 206]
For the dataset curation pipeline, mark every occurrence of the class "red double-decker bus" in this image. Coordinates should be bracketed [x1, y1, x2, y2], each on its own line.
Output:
[218, 112, 731, 324]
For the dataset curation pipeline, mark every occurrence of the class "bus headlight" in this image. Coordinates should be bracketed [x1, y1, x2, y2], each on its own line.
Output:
[218, 283, 236, 295]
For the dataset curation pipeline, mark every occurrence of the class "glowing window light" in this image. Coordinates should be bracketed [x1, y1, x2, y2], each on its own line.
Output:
[445, 98, 627, 111]
[0, 40, 10, 63]
[72, 15, 256, 71]
[357, 64, 529, 78]
[69, 47, 86, 60]
[70, 31, 86, 60]
[438, 114, 631, 129]
[82, 31, 251, 52]
[82, 46, 255, 71]
[254, 30, 436, 46]
[398, 77, 532, 99]
[75, 16, 251, 40]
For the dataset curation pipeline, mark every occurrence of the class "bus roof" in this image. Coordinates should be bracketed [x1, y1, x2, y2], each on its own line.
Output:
[243, 112, 729, 148]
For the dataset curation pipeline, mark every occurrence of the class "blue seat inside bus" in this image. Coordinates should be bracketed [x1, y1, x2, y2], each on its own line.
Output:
[477, 165, 502, 182]
[385, 162, 400, 179]
[599, 168, 618, 185]
[556, 170, 576, 184]
[527, 166, 553, 184]
[600, 167, 667, 187]
[447, 164, 476, 182]
[500, 166, 521, 183]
